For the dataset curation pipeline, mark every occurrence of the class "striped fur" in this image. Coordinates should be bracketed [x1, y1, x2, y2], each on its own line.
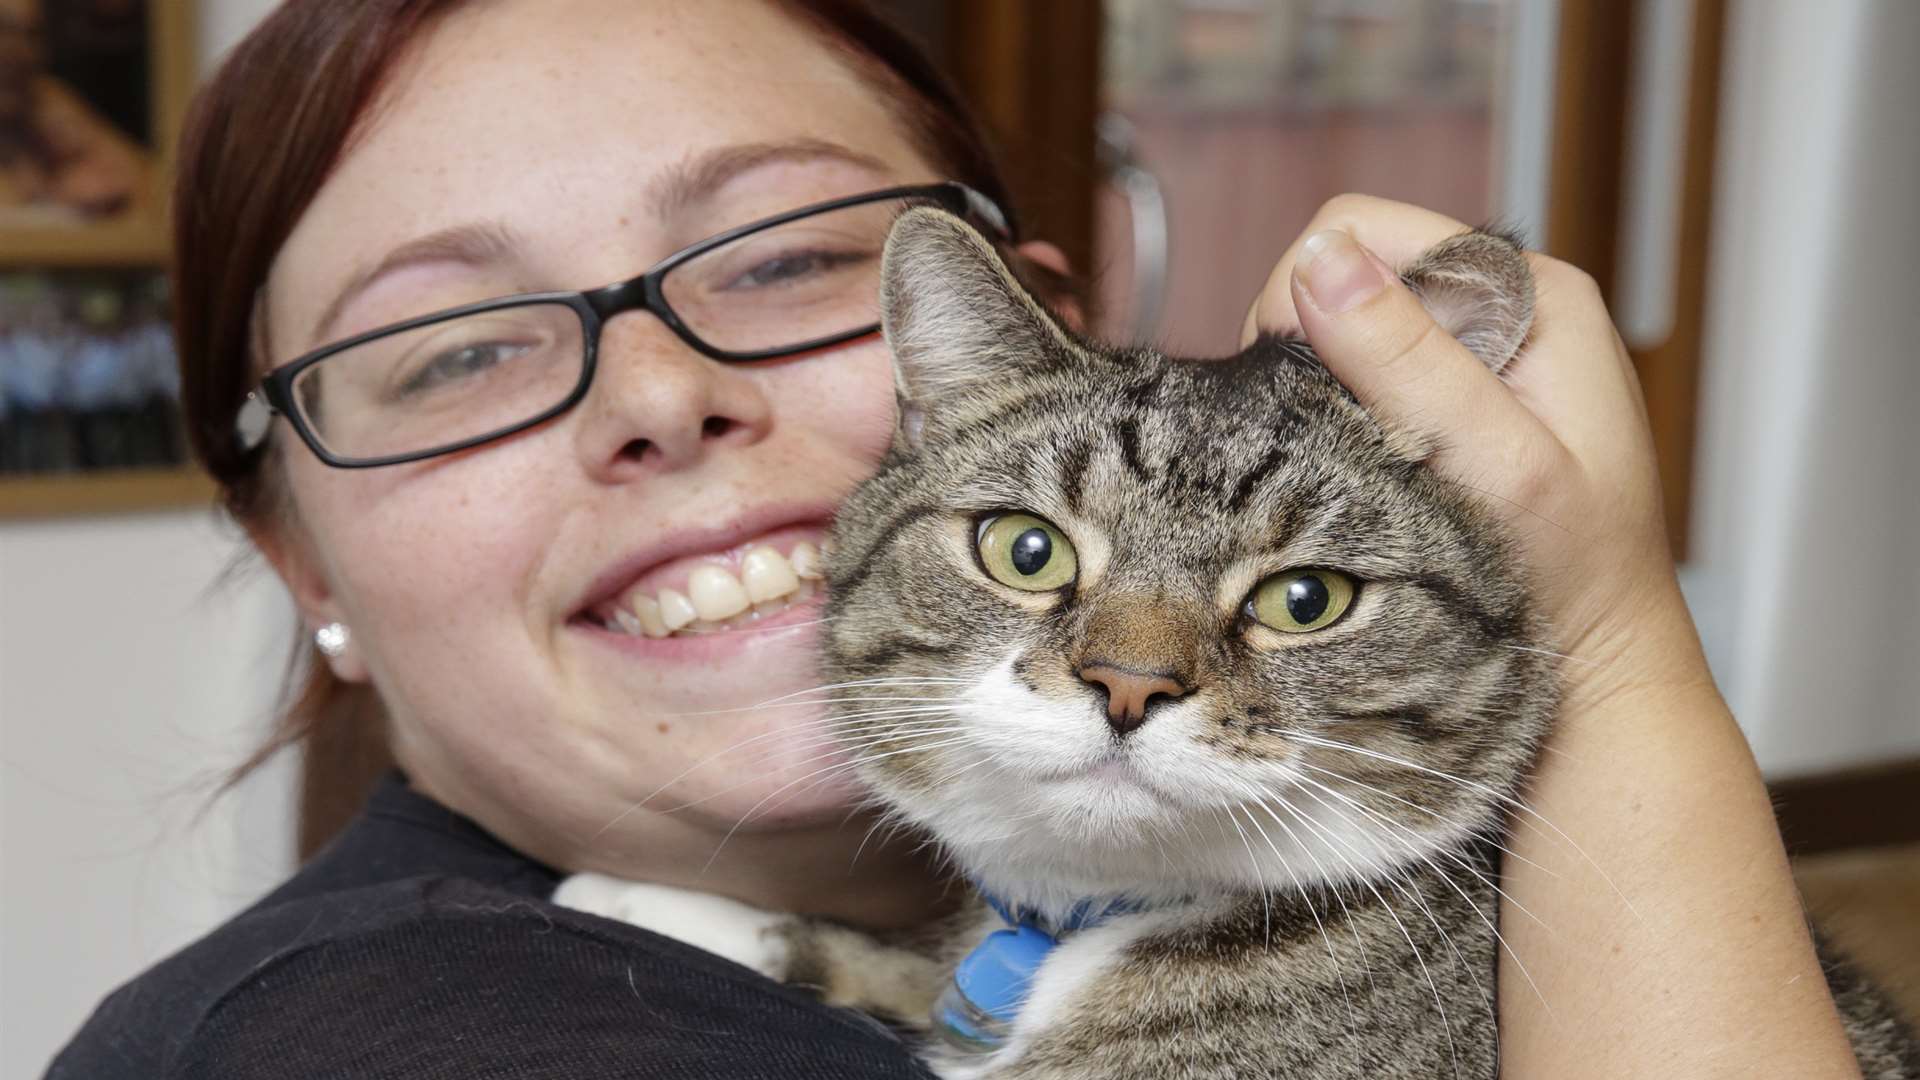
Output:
[562, 209, 1917, 1079]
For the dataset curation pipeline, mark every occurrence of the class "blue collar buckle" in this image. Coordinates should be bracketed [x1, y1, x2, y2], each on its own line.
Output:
[931, 891, 1139, 1054]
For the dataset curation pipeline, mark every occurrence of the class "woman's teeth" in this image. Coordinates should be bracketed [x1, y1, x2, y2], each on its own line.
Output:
[599, 542, 827, 639]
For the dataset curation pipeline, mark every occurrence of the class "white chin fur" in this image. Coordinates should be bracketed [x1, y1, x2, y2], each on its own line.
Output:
[854, 654, 1481, 919]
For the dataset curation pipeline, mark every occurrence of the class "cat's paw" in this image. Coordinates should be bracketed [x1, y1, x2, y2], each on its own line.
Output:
[553, 872, 791, 980]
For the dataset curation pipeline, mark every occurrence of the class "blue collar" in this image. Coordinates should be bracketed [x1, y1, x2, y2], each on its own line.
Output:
[932, 888, 1139, 1053]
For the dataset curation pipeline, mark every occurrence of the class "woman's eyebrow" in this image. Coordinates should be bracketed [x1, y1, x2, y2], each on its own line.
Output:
[649, 138, 890, 219]
[309, 220, 523, 348]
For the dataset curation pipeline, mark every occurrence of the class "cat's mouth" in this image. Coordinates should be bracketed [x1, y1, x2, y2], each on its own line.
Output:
[1038, 752, 1182, 805]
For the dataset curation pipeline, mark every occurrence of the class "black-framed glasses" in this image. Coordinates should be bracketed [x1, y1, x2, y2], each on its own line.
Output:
[233, 182, 1009, 468]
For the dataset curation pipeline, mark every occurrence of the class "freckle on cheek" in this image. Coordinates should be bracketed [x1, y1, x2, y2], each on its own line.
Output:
[656, 722, 671, 735]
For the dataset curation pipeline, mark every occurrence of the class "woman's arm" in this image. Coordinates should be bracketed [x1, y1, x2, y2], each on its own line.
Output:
[1243, 195, 1863, 1079]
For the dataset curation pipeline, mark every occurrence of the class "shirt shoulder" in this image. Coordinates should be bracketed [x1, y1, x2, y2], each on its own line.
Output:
[49, 776, 928, 1079]
[50, 876, 930, 1079]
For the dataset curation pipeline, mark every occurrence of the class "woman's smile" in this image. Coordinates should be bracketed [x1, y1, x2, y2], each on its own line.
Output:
[570, 515, 834, 643]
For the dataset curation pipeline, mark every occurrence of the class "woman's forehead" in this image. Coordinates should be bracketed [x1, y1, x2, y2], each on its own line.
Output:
[264, 0, 932, 361]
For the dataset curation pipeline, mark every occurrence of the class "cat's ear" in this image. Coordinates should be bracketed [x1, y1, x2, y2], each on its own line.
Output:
[1398, 229, 1535, 374]
[880, 207, 1076, 448]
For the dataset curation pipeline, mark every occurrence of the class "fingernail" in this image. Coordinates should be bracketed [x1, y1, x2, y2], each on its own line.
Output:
[1298, 229, 1385, 314]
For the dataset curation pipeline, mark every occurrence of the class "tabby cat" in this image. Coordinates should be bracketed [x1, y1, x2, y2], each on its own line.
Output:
[558, 208, 1919, 1079]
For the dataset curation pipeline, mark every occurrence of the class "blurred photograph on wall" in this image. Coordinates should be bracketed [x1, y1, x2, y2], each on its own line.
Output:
[0, 0, 185, 260]
[0, 269, 183, 474]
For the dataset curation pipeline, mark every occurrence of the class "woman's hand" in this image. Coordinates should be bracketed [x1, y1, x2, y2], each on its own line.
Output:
[1239, 194, 1704, 710]
[1244, 195, 1864, 1079]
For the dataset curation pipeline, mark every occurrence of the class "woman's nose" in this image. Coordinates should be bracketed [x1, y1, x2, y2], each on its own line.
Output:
[571, 312, 772, 481]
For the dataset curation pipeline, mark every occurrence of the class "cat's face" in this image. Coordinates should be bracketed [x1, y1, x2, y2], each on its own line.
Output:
[821, 209, 1554, 908]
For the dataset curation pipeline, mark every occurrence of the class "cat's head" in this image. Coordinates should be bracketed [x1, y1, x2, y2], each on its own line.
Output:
[821, 208, 1553, 911]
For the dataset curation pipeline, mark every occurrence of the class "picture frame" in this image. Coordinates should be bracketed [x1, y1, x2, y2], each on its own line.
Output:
[0, 0, 195, 266]
[0, 1, 212, 519]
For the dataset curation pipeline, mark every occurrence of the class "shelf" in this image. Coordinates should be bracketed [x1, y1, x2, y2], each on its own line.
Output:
[0, 466, 217, 520]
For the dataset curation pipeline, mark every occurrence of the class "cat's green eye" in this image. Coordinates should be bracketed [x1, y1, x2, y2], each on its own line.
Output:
[976, 513, 1078, 592]
[1249, 570, 1357, 634]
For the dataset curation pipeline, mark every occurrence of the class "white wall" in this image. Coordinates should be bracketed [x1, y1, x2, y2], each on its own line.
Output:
[2, 6, 290, 1078]
[1685, 0, 1920, 777]
[1, 513, 295, 1076]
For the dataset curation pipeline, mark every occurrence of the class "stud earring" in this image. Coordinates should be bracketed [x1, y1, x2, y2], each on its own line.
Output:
[315, 622, 350, 658]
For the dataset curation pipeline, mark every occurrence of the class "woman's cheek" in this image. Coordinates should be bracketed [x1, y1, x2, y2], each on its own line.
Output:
[309, 452, 556, 644]
[790, 341, 901, 468]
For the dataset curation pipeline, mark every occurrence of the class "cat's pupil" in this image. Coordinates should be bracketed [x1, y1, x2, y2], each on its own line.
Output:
[1286, 576, 1330, 624]
[1010, 529, 1052, 576]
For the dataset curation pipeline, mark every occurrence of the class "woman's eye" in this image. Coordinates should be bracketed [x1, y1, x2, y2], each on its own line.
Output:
[730, 248, 867, 290]
[1247, 570, 1358, 634]
[399, 341, 530, 396]
[976, 513, 1078, 592]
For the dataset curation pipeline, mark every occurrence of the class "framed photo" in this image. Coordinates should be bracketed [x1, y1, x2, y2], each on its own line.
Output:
[0, 266, 212, 517]
[0, 0, 195, 267]
[0, 1, 210, 517]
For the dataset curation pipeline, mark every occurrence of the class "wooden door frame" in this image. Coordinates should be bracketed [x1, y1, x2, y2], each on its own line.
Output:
[935, 0, 1104, 281]
[1548, 0, 1726, 557]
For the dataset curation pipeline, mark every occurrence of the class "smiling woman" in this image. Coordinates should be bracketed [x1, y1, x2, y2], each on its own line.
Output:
[48, 1, 1072, 1076]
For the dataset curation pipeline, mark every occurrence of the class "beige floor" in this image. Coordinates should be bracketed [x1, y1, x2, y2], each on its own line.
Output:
[1795, 844, 1920, 1025]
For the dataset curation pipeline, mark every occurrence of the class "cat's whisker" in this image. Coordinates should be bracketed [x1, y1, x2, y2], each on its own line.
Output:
[701, 734, 991, 872]
[1286, 774, 1533, 1026]
[1296, 775, 1554, 1022]
[716, 720, 971, 774]
[586, 708, 974, 838]
[650, 739, 913, 819]
[624, 721, 970, 826]
[1217, 806, 1274, 948]
[1437, 474, 1573, 537]
[1293, 768, 1551, 933]
[1244, 795, 1382, 999]
[1265, 791, 1462, 1077]
[1500, 643, 1600, 668]
[1396, 869, 1485, 1071]
[1228, 798, 1361, 1033]
[660, 677, 968, 718]
[662, 695, 959, 719]
[726, 725, 1000, 833]
[1267, 791, 1459, 1045]
[1293, 760, 1558, 882]
[847, 814, 907, 873]
[668, 614, 842, 639]
[1280, 732, 1641, 923]
[732, 676, 969, 709]
[1242, 799, 1381, 998]
[1140, 812, 1179, 874]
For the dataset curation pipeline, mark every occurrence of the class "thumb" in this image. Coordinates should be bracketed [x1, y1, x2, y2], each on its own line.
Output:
[1291, 229, 1547, 464]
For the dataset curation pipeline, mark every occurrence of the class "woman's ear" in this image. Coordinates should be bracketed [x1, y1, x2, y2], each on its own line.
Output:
[1014, 240, 1082, 330]
[246, 517, 371, 683]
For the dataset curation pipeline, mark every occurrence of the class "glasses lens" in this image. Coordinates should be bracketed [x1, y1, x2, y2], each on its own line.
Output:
[289, 301, 585, 462]
[663, 197, 907, 356]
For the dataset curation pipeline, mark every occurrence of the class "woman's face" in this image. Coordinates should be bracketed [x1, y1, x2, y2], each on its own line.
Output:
[261, 0, 984, 878]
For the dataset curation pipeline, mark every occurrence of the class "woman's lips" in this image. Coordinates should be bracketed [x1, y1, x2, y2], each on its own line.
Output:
[580, 528, 831, 639]
[572, 589, 828, 658]
[570, 501, 838, 628]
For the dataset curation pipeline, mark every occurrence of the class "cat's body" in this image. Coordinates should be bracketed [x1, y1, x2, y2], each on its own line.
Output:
[558, 209, 1919, 1078]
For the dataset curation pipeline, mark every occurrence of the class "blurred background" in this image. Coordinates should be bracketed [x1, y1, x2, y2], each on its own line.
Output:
[3, 0, 1915, 1074]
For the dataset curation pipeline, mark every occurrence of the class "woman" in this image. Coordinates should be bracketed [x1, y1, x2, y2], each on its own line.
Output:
[52, 1, 1864, 1077]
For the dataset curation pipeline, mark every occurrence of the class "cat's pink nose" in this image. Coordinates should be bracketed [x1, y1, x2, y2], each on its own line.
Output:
[1076, 664, 1188, 735]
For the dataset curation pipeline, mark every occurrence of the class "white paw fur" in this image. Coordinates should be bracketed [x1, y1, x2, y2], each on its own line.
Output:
[553, 872, 791, 980]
